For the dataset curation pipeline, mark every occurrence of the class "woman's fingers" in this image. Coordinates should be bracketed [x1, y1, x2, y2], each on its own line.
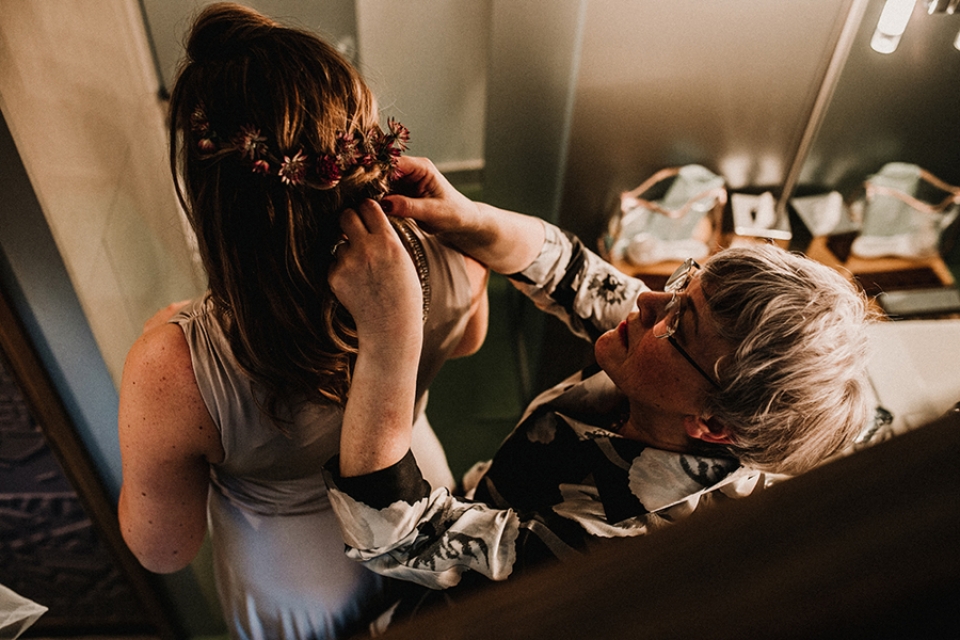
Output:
[389, 156, 439, 197]
[337, 205, 366, 239]
[381, 194, 431, 225]
[337, 199, 396, 245]
[328, 199, 422, 338]
[354, 197, 395, 234]
[383, 156, 480, 235]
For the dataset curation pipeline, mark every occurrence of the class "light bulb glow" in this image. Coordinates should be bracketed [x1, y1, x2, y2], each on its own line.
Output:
[871, 0, 917, 53]
[955, 28, 960, 50]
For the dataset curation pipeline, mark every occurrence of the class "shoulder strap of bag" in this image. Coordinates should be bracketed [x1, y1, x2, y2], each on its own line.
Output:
[866, 169, 960, 215]
[621, 167, 727, 221]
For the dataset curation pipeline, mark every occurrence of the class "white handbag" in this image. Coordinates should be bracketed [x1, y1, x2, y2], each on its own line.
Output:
[601, 165, 726, 266]
[851, 163, 960, 260]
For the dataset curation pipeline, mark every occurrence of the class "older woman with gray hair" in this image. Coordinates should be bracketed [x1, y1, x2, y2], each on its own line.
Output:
[325, 155, 873, 623]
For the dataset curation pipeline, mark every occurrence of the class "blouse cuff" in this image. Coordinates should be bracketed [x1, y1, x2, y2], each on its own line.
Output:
[509, 222, 581, 286]
[323, 450, 431, 509]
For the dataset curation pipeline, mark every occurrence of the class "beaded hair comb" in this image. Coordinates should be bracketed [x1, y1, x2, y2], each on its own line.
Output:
[190, 106, 410, 189]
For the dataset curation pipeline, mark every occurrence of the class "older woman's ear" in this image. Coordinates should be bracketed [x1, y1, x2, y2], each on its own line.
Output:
[684, 415, 734, 445]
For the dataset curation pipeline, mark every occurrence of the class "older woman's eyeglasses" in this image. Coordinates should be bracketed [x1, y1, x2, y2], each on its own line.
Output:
[653, 258, 721, 389]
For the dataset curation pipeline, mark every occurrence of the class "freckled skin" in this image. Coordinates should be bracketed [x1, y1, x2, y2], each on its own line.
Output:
[117, 319, 225, 574]
[594, 277, 733, 450]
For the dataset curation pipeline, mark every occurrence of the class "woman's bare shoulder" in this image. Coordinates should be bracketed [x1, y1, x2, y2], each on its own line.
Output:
[120, 320, 221, 461]
[123, 321, 195, 388]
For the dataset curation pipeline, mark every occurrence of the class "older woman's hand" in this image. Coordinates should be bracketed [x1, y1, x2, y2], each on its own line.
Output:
[328, 199, 423, 347]
[383, 156, 481, 236]
[385, 156, 545, 275]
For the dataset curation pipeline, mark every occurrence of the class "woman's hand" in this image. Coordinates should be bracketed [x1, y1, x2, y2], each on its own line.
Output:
[328, 199, 424, 477]
[384, 156, 545, 275]
[383, 156, 482, 236]
[328, 199, 423, 347]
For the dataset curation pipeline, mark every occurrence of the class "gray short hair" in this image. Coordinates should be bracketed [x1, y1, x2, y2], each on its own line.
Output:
[700, 244, 875, 475]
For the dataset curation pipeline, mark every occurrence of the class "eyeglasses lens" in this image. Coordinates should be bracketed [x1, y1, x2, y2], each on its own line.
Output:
[664, 258, 696, 293]
[655, 259, 696, 339]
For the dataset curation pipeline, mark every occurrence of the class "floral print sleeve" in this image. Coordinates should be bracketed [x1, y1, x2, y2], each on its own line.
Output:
[322, 452, 520, 590]
[509, 222, 649, 342]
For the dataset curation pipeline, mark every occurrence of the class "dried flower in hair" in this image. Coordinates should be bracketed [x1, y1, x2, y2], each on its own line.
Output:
[376, 118, 411, 177]
[187, 104, 410, 189]
[386, 118, 410, 153]
[279, 150, 308, 186]
[236, 125, 267, 160]
[334, 133, 361, 170]
[191, 106, 210, 135]
[355, 131, 376, 169]
[372, 118, 411, 174]
[317, 154, 342, 187]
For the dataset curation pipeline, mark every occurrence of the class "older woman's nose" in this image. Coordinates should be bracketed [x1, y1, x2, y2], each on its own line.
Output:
[636, 290, 671, 327]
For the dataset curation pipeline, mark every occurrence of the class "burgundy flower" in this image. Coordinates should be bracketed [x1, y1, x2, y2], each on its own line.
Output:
[317, 154, 342, 186]
[278, 150, 308, 185]
[198, 137, 216, 152]
[252, 159, 271, 175]
[374, 118, 410, 165]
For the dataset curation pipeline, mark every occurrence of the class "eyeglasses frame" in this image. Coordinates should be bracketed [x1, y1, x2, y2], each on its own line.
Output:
[653, 258, 722, 390]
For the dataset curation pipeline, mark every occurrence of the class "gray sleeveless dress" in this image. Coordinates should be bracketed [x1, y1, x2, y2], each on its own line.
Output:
[172, 227, 473, 640]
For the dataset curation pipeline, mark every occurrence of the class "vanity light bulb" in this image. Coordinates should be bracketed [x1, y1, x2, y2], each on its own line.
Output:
[870, 0, 918, 53]
[955, 28, 960, 50]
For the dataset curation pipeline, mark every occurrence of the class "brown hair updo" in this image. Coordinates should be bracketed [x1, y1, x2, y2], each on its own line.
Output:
[168, 2, 394, 420]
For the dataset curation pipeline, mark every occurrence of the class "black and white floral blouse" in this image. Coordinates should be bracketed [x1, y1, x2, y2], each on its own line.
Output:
[323, 222, 766, 591]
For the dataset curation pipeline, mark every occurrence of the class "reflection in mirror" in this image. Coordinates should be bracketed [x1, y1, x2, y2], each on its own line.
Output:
[870, 0, 917, 53]
[797, 0, 960, 199]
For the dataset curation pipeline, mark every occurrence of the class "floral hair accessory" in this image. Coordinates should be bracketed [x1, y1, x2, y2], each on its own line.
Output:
[278, 150, 307, 186]
[190, 107, 410, 189]
[377, 118, 410, 175]
[235, 125, 267, 160]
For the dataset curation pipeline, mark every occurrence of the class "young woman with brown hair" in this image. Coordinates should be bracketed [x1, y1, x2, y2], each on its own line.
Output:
[117, 5, 488, 638]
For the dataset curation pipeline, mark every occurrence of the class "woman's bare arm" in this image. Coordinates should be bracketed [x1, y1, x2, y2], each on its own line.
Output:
[328, 199, 424, 477]
[117, 323, 223, 573]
